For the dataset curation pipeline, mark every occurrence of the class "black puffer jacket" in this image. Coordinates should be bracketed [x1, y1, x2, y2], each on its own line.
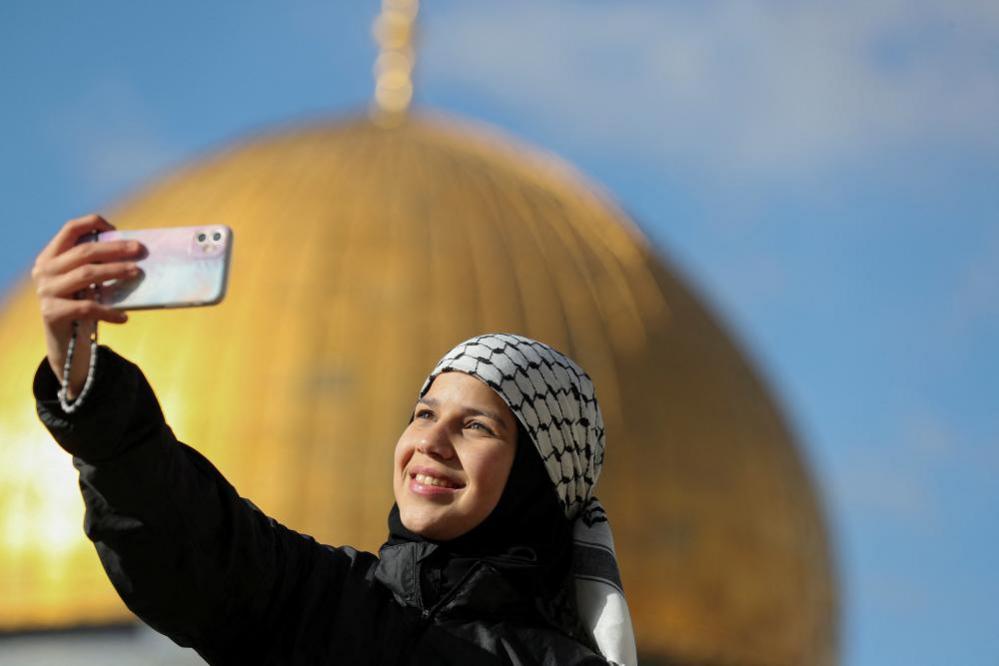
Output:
[34, 347, 607, 665]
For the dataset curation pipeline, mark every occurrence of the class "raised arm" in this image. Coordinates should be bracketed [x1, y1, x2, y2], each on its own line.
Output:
[32, 347, 342, 660]
[30, 216, 375, 664]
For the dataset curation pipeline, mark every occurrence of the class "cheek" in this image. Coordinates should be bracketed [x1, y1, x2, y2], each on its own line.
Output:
[393, 431, 415, 481]
[470, 446, 516, 504]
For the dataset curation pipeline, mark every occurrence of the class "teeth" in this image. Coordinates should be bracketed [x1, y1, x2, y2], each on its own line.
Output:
[415, 473, 456, 488]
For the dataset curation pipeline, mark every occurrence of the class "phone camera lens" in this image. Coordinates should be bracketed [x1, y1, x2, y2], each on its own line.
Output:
[197, 232, 207, 243]
[212, 231, 222, 242]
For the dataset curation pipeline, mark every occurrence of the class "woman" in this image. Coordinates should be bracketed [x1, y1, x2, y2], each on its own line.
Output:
[32, 215, 637, 665]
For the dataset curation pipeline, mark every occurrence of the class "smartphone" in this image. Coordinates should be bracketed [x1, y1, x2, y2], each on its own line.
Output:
[82, 225, 234, 310]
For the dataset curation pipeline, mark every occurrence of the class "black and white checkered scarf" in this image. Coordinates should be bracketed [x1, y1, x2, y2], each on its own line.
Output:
[422, 333, 637, 665]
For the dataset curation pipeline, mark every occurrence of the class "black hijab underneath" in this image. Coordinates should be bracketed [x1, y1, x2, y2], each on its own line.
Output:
[384, 422, 573, 608]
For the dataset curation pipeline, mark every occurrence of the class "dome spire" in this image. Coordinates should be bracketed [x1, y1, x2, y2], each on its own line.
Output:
[371, 0, 418, 125]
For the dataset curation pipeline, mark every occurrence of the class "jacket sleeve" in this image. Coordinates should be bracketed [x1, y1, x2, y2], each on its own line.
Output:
[33, 346, 373, 663]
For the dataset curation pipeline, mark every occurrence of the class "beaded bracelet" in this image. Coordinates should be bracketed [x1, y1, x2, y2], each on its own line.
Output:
[57, 316, 98, 414]
[57, 231, 101, 414]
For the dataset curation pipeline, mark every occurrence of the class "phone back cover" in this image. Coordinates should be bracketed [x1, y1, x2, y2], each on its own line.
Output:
[94, 226, 233, 309]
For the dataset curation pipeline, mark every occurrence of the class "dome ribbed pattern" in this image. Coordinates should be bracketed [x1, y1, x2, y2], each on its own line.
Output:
[0, 114, 836, 665]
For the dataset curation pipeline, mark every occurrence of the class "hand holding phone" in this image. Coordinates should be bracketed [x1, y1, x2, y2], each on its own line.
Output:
[34, 215, 139, 396]
[33, 215, 234, 398]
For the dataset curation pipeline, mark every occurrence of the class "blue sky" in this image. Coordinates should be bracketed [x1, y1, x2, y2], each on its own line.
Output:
[2, 2, 998, 664]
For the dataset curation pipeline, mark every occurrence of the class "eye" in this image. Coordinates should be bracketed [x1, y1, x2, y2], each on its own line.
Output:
[465, 420, 495, 436]
[415, 408, 434, 420]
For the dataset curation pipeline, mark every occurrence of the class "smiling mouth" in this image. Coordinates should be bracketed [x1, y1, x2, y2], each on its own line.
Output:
[411, 472, 464, 489]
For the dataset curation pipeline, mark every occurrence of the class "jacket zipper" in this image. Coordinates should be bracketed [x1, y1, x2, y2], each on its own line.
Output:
[420, 560, 487, 622]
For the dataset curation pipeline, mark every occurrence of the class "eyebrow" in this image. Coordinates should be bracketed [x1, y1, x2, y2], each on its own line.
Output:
[417, 396, 509, 432]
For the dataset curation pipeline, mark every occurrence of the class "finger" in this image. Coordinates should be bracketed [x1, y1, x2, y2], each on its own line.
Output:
[41, 297, 129, 326]
[37, 214, 116, 263]
[37, 262, 140, 299]
[41, 239, 143, 278]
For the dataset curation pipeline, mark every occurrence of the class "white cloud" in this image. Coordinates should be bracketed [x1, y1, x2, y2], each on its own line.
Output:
[831, 406, 999, 531]
[831, 411, 956, 529]
[421, 0, 999, 179]
[43, 77, 183, 201]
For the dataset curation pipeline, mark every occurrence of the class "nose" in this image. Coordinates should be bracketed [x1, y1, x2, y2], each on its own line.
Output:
[415, 423, 455, 460]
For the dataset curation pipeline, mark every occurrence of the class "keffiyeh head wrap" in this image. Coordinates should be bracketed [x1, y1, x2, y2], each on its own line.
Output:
[421, 333, 638, 666]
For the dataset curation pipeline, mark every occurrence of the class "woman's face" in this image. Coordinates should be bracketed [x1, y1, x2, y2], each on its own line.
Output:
[393, 372, 518, 541]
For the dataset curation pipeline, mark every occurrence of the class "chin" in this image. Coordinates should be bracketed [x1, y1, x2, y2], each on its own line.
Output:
[400, 508, 460, 541]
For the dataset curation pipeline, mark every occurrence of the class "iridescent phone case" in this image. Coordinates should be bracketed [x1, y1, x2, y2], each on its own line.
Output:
[86, 225, 233, 310]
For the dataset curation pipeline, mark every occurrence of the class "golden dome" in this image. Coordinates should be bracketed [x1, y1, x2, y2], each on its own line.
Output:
[0, 114, 836, 664]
